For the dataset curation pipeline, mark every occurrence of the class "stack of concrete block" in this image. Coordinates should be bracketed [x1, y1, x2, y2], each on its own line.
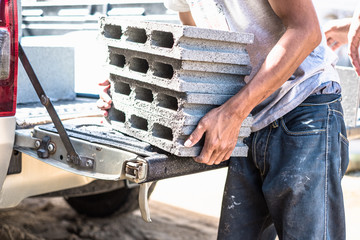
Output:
[99, 17, 254, 157]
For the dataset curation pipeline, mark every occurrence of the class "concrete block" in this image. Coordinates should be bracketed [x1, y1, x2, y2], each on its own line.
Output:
[99, 17, 254, 65]
[17, 43, 76, 104]
[100, 19, 254, 157]
[108, 74, 253, 125]
[107, 108, 249, 157]
[18, 33, 109, 99]
[336, 66, 360, 128]
[107, 75, 252, 157]
[105, 46, 250, 94]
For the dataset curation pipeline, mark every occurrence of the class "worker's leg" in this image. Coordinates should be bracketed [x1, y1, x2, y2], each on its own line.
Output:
[217, 134, 275, 240]
[262, 94, 348, 239]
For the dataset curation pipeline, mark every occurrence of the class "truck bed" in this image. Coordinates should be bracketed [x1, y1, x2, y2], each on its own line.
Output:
[16, 97, 101, 129]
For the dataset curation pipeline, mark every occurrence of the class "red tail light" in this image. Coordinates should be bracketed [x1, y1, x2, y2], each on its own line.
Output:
[0, 0, 18, 117]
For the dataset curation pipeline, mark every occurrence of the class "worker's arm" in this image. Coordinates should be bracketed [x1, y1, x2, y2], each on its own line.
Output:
[185, 0, 322, 165]
[179, 11, 196, 26]
[324, 18, 351, 50]
[349, 4, 360, 75]
[324, 3, 360, 76]
[96, 79, 112, 117]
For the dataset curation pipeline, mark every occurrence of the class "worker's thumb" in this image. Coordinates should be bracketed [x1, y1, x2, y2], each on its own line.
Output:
[184, 125, 205, 148]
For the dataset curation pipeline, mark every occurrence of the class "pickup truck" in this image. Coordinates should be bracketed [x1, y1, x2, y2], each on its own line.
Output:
[1, 0, 360, 224]
[1, 0, 230, 222]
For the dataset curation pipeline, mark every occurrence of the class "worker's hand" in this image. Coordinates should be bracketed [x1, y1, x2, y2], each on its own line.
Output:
[184, 103, 243, 165]
[348, 11, 360, 76]
[324, 18, 351, 51]
[96, 79, 112, 117]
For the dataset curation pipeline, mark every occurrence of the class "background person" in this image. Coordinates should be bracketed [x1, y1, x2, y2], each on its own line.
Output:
[324, 3, 360, 75]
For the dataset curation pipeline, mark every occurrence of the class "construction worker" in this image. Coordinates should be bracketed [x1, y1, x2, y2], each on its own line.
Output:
[164, 0, 348, 239]
[98, 0, 349, 239]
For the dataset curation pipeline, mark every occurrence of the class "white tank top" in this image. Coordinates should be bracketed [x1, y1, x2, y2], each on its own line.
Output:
[164, 0, 341, 131]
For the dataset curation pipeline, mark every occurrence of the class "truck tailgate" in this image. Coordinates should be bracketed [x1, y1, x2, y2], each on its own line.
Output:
[15, 116, 228, 183]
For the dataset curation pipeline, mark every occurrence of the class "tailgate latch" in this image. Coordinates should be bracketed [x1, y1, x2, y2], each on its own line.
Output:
[125, 157, 152, 222]
[125, 157, 148, 183]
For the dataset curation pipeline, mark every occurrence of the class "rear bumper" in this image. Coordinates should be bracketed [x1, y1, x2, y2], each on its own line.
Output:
[0, 117, 16, 190]
[0, 153, 95, 208]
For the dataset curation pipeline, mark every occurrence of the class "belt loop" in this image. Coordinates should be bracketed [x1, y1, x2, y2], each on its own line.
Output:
[272, 120, 279, 128]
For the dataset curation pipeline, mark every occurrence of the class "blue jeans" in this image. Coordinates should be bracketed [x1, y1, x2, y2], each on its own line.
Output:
[217, 94, 349, 240]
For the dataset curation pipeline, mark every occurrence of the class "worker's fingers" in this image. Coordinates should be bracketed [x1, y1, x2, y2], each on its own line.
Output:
[99, 79, 110, 86]
[99, 88, 112, 104]
[210, 140, 231, 165]
[184, 118, 208, 148]
[223, 150, 233, 162]
[194, 137, 216, 165]
[213, 151, 228, 165]
[194, 128, 230, 165]
[97, 99, 110, 117]
[100, 109, 109, 117]
[96, 98, 111, 110]
[214, 140, 235, 165]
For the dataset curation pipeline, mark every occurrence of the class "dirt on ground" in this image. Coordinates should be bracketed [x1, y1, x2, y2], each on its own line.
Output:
[0, 198, 218, 240]
[0, 173, 359, 240]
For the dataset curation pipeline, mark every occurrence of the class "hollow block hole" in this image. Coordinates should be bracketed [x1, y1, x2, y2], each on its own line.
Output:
[153, 62, 174, 79]
[151, 31, 174, 48]
[152, 123, 173, 141]
[129, 58, 149, 74]
[104, 24, 122, 39]
[109, 53, 125, 68]
[126, 27, 147, 43]
[111, 109, 126, 123]
[130, 115, 148, 131]
[114, 81, 131, 95]
[135, 87, 153, 102]
[157, 93, 178, 110]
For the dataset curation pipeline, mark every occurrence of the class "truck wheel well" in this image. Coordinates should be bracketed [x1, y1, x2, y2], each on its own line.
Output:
[64, 183, 156, 218]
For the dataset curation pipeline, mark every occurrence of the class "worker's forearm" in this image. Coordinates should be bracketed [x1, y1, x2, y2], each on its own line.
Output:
[179, 11, 196, 26]
[226, 27, 322, 120]
[348, 2, 360, 75]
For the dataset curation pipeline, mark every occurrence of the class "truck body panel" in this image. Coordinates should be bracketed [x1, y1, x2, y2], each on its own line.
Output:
[0, 153, 95, 208]
[0, 117, 16, 190]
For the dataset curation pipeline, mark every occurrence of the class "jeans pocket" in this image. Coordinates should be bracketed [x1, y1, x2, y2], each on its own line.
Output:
[339, 132, 349, 178]
[280, 105, 327, 136]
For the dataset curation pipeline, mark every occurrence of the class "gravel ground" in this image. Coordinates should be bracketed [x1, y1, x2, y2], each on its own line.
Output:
[0, 172, 359, 240]
[0, 198, 218, 240]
